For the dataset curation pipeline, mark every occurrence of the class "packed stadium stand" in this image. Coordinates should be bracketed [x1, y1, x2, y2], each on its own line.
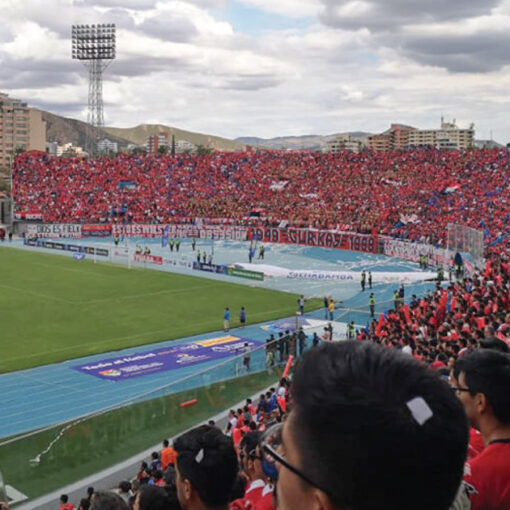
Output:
[12, 149, 510, 251]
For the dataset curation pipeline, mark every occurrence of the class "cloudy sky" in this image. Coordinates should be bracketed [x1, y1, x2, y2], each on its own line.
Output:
[1, 0, 510, 142]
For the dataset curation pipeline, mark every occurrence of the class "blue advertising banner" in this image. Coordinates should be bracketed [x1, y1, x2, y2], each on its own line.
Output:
[71, 336, 263, 381]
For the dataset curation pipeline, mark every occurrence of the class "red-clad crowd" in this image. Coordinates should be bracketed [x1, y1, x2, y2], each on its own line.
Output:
[12, 149, 510, 249]
[359, 252, 510, 357]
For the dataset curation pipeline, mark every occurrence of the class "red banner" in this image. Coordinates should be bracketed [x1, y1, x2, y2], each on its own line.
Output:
[134, 253, 163, 265]
[249, 227, 377, 253]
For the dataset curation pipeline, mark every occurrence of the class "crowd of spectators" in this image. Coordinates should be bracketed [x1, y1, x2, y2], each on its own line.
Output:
[12, 148, 510, 249]
[37, 336, 508, 510]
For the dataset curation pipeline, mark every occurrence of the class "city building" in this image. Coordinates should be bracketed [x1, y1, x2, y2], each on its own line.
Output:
[368, 120, 475, 152]
[56, 142, 87, 157]
[175, 139, 196, 153]
[46, 141, 58, 156]
[0, 92, 46, 167]
[146, 132, 169, 153]
[97, 138, 118, 153]
[326, 134, 364, 153]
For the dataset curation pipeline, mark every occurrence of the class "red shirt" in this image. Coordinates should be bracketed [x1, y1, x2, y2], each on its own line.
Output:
[253, 484, 275, 510]
[231, 479, 266, 510]
[467, 428, 484, 460]
[463, 441, 510, 510]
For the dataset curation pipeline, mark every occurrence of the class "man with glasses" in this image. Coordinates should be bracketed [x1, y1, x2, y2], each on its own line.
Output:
[260, 341, 468, 510]
[452, 349, 510, 510]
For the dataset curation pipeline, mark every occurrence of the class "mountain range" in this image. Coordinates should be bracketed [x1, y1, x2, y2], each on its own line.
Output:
[40, 109, 371, 151]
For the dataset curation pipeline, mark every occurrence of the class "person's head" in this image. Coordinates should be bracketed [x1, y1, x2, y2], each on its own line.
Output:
[118, 481, 131, 494]
[60, 494, 69, 504]
[87, 487, 94, 500]
[271, 341, 468, 510]
[174, 425, 238, 510]
[134, 486, 172, 510]
[239, 431, 264, 481]
[90, 492, 129, 510]
[78, 498, 91, 510]
[163, 439, 170, 448]
[453, 349, 510, 430]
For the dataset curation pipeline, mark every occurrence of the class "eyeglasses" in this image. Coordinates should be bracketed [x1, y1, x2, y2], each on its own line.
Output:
[259, 423, 339, 503]
[450, 386, 471, 394]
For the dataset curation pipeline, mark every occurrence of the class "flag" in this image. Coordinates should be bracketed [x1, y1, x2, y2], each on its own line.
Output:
[162, 225, 169, 248]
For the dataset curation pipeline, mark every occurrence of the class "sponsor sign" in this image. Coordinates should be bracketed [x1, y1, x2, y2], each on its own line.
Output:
[165, 258, 194, 269]
[23, 238, 108, 257]
[193, 261, 228, 274]
[71, 336, 264, 381]
[227, 267, 264, 281]
[383, 239, 453, 266]
[134, 253, 163, 265]
[26, 223, 82, 238]
[287, 270, 355, 281]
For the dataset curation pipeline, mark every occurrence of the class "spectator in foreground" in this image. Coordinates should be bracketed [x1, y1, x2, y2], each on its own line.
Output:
[262, 341, 468, 510]
[60, 494, 73, 510]
[133, 485, 173, 510]
[174, 425, 238, 510]
[453, 350, 510, 510]
[90, 492, 128, 510]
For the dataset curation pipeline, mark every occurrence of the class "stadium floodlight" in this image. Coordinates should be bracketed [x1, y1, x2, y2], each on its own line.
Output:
[72, 23, 116, 155]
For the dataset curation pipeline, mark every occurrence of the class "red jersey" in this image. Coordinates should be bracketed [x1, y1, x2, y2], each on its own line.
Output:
[253, 484, 275, 510]
[231, 479, 266, 510]
[463, 440, 510, 510]
[467, 428, 484, 460]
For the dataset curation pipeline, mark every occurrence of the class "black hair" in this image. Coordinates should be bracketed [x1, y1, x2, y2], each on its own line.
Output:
[290, 341, 468, 510]
[118, 481, 131, 493]
[79, 498, 91, 510]
[60, 495, 69, 503]
[454, 349, 510, 423]
[137, 486, 172, 510]
[175, 425, 238, 508]
[163, 439, 170, 447]
[239, 431, 262, 457]
[90, 492, 129, 510]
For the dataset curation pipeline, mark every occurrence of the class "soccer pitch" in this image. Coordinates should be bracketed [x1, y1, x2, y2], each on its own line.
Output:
[0, 248, 316, 373]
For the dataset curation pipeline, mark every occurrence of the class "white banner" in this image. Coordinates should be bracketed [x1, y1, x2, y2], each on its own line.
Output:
[383, 239, 453, 266]
[112, 224, 248, 241]
[27, 224, 82, 238]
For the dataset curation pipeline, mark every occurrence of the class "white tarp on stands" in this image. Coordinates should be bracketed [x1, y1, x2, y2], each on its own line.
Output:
[301, 319, 348, 341]
[236, 264, 436, 284]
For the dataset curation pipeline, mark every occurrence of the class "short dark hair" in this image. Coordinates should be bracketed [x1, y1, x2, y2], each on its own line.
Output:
[175, 425, 238, 508]
[163, 439, 170, 447]
[454, 349, 510, 423]
[137, 486, 172, 510]
[90, 492, 129, 510]
[60, 494, 69, 503]
[79, 498, 91, 510]
[290, 341, 468, 510]
[239, 431, 262, 457]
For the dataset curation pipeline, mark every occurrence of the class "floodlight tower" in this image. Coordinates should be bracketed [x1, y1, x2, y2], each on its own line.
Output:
[72, 24, 116, 155]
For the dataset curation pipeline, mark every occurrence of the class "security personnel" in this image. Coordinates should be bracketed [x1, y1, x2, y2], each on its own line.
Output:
[176, 239, 180, 252]
[369, 293, 375, 318]
[192, 238, 196, 251]
[169, 239, 174, 252]
[348, 321, 356, 340]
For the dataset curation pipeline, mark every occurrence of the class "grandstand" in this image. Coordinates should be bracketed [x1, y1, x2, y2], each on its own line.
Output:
[1, 148, 510, 510]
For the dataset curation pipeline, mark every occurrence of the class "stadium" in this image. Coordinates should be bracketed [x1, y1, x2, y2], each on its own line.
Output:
[1, 5, 510, 510]
[1, 146, 510, 510]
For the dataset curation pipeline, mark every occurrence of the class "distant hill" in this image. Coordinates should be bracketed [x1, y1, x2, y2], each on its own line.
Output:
[40, 110, 132, 149]
[104, 125, 245, 152]
[41, 111, 246, 152]
[236, 132, 371, 151]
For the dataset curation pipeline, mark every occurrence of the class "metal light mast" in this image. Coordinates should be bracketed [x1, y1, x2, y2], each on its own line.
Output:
[72, 24, 116, 155]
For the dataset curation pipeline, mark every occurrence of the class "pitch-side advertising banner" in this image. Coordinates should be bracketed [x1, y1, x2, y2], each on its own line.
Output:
[71, 336, 264, 381]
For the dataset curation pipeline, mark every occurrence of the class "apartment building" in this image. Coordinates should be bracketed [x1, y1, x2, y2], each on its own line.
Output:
[0, 92, 46, 167]
[326, 134, 364, 153]
[146, 132, 169, 153]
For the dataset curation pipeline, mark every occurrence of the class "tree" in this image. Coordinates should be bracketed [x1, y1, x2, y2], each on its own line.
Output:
[196, 145, 213, 156]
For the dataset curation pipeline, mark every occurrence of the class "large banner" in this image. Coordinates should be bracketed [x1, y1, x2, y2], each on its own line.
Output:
[383, 239, 453, 266]
[249, 227, 377, 253]
[82, 224, 112, 237]
[27, 223, 82, 238]
[71, 335, 264, 381]
[111, 224, 248, 241]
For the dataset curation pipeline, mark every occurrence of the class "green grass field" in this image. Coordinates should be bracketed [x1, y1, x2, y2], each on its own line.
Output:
[0, 247, 320, 373]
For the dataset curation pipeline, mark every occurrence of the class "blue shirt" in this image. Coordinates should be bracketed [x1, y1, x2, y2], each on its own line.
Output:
[224, 310, 230, 320]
